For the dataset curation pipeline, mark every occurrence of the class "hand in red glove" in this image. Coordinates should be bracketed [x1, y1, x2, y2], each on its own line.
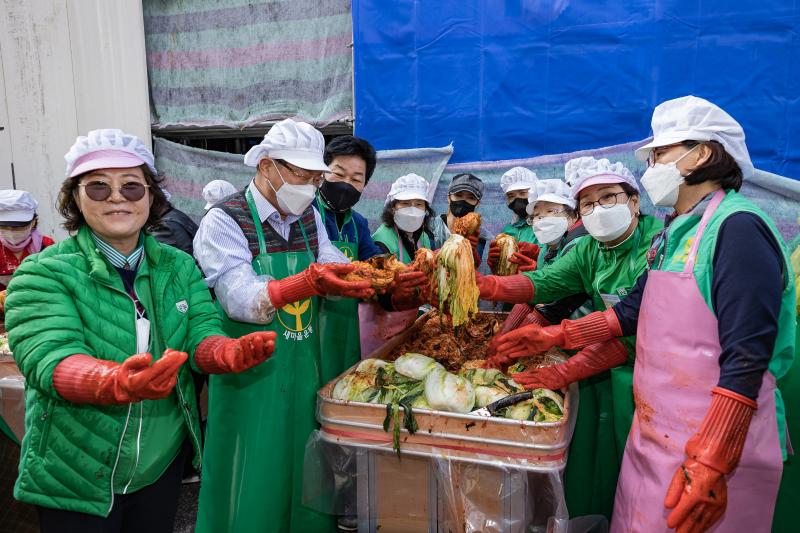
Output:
[508, 251, 536, 272]
[268, 263, 376, 309]
[476, 273, 534, 303]
[664, 387, 756, 533]
[53, 349, 188, 405]
[194, 331, 277, 374]
[511, 338, 628, 390]
[517, 241, 541, 261]
[488, 309, 622, 366]
[487, 239, 500, 274]
[389, 270, 430, 311]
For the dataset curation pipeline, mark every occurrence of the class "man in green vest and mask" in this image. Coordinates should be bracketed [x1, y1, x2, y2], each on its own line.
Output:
[315, 135, 428, 385]
[193, 119, 376, 532]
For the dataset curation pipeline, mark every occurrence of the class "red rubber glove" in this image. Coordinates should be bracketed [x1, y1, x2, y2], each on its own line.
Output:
[467, 234, 481, 267]
[268, 263, 375, 309]
[53, 349, 188, 405]
[520, 307, 551, 327]
[390, 270, 430, 311]
[517, 241, 541, 261]
[508, 251, 536, 272]
[194, 331, 277, 374]
[476, 273, 534, 303]
[487, 239, 501, 274]
[664, 387, 756, 533]
[489, 309, 622, 364]
[511, 338, 628, 389]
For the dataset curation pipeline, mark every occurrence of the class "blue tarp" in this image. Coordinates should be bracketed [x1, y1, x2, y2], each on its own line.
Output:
[352, 1, 800, 179]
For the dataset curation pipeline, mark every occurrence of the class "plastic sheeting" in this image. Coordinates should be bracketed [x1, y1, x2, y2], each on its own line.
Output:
[304, 431, 606, 533]
[143, 0, 353, 128]
[352, 0, 800, 178]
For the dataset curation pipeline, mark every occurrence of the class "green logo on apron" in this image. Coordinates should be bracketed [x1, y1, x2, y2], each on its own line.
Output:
[277, 298, 314, 338]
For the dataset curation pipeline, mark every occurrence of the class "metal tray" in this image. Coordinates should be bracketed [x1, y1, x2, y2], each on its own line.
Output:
[317, 311, 577, 470]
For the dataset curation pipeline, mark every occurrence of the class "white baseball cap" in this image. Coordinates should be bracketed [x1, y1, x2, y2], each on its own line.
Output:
[634, 95, 754, 179]
[203, 180, 238, 209]
[244, 119, 329, 171]
[386, 173, 430, 204]
[0, 190, 37, 226]
[566, 156, 639, 198]
[526, 179, 575, 215]
[65, 129, 156, 178]
[500, 167, 538, 194]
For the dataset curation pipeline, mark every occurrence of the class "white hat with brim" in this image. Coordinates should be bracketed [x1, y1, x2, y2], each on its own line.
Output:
[634, 131, 714, 161]
[392, 191, 428, 202]
[268, 149, 330, 172]
[0, 190, 37, 225]
[633, 95, 754, 179]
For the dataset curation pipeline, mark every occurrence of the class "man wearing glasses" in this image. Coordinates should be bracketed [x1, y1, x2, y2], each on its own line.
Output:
[193, 119, 374, 532]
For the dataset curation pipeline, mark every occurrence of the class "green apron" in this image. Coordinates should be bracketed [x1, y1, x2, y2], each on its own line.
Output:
[196, 190, 335, 533]
[315, 198, 361, 385]
[772, 245, 800, 532]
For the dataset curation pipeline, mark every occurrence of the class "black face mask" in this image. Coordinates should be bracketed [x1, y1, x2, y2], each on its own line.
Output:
[449, 199, 476, 218]
[507, 198, 529, 219]
[319, 180, 361, 213]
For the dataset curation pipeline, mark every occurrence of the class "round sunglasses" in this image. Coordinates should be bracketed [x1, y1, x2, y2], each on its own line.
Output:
[78, 181, 150, 202]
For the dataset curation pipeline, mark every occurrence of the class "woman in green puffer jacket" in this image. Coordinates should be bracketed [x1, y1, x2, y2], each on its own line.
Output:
[5, 129, 276, 533]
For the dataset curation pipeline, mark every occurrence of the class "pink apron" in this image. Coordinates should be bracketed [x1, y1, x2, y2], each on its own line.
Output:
[610, 190, 783, 532]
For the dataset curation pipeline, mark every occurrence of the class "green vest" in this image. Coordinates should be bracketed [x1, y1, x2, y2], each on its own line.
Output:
[372, 223, 432, 264]
[655, 190, 796, 457]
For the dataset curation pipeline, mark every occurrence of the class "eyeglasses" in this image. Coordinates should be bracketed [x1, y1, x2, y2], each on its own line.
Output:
[529, 207, 567, 222]
[646, 143, 685, 167]
[277, 160, 323, 185]
[578, 191, 629, 216]
[78, 181, 150, 202]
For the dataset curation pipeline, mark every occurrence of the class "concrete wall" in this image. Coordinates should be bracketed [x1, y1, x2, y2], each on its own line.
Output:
[0, 0, 151, 239]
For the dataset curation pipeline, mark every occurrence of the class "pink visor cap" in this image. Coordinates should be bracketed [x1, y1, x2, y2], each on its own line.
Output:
[571, 173, 640, 199]
[68, 150, 149, 178]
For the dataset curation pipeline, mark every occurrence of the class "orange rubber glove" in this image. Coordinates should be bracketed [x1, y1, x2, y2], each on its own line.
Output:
[268, 263, 375, 309]
[389, 270, 430, 311]
[476, 273, 535, 303]
[488, 309, 622, 365]
[511, 338, 628, 389]
[517, 241, 541, 261]
[508, 251, 537, 272]
[53, 349, 188, 405]
[194, 331, 277, 374]
[664, 387, 756, 533]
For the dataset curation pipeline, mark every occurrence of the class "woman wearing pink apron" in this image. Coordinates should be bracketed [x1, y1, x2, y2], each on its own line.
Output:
[489, 96, 796, 532]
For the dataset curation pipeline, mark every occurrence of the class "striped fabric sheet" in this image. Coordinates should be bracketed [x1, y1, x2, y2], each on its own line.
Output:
[143, 0, 353, 129]
[155, 136, 799, 245]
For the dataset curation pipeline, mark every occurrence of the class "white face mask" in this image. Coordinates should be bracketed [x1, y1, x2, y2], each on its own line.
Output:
[641, 145, 698, 207]
[532, 216, 569, 245]
[582, 201, 632, 243]
[394, 206, 425, 233]
[0, 228, 32, 245]
[269, 161, 317, 215]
